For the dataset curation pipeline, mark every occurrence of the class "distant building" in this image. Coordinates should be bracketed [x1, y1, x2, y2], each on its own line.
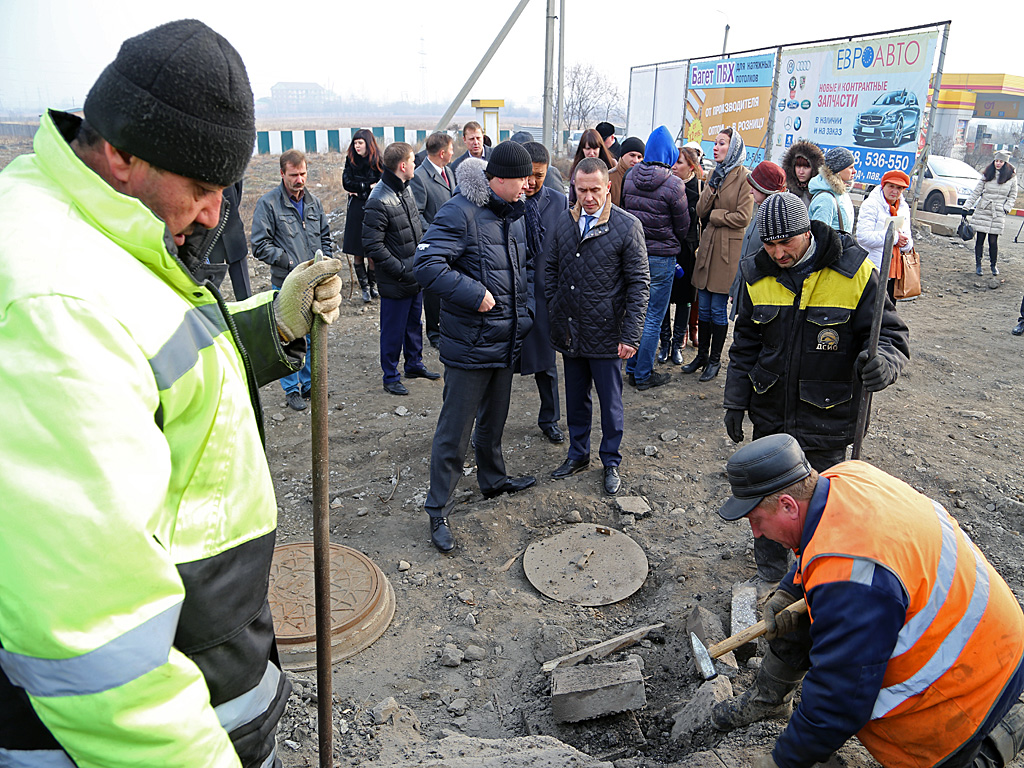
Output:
[269, 82, 330, 114]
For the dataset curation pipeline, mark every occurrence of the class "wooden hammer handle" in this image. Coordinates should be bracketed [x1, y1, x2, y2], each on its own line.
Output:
[708, 598, 807, 659]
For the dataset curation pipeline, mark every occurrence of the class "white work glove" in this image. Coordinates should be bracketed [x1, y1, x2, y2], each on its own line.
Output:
[274, 259, 343, 342]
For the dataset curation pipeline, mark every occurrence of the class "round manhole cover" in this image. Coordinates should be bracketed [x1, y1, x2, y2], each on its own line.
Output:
[523, 524, 649, 606]
[268, 542, 395, 670]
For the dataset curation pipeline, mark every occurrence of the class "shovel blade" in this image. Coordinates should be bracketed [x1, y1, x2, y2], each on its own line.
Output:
[690, 632, 717, 681]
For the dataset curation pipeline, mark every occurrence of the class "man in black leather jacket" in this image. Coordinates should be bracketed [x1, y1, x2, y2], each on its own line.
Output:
[363, 142, 439, 395]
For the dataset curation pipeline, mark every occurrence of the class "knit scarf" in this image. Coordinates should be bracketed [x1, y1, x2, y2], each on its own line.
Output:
[524, 193, 544, 258]
[708, 132, 746, 190]
[888, 199, 904, 280]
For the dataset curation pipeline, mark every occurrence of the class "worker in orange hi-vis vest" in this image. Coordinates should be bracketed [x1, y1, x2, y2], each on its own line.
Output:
[714, 433, 1024, 768]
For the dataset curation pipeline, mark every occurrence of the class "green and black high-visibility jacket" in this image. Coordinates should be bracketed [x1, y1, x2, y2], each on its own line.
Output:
[0, 111, 301, 768]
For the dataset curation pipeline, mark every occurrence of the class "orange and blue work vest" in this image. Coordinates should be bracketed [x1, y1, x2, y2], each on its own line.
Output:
[793, 462, 1024, 767]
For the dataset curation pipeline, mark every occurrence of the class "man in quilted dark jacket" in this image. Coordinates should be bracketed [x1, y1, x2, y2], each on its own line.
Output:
[546, 157, 650, 495]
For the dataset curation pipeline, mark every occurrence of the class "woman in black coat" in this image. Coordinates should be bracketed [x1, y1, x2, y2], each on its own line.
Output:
[343, 128, 383, 302]
[658, 146, 703, 364]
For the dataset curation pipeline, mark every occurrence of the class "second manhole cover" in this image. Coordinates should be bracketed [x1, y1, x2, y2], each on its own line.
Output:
[523, 524, 648, 606]
[268, 542, 395, 670]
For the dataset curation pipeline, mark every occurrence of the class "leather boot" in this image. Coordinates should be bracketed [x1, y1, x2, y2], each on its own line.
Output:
[681, 320, 712, 374]
[976, 254, 983, 276]
[355, 262, 371, 303]
[688, 303, 699, 347]
[982, 700, 1024, 767]
[699, 322, 729, 382]
[367, 267, 379, 298]
[712, 650, 804, 731]
[671, 340, 684, 365]
[991, 256, 999, 276]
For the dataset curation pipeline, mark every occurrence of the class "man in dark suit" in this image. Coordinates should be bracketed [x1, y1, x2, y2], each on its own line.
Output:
[519, 141, 568, 443]
[449, 121, 492, 173]
[411, 131, 457, 348]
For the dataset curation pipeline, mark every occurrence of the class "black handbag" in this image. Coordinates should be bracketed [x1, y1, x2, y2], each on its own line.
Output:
[957, 215, 975, 241]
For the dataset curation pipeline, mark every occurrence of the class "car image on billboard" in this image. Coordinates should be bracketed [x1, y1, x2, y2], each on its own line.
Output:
[853, 89, 922, 148]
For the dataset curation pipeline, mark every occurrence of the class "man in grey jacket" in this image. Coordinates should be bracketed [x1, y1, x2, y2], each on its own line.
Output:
[411, 131, 456, 348]
[251, 149, 334, 410]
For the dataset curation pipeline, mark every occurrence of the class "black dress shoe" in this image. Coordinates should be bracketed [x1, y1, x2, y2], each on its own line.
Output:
[430, 517, 455, 552]
[383, 380, 409, 395]
[551, 456, 590, 479]
[541, 425, 565, 443]
[406, 367, 441, 380]
[604, 466, 621, 495]
[482, 475, 536, 499]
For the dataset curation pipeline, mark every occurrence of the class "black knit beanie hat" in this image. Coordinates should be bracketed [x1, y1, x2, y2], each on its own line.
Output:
[619, 137, 646, 156]
[84, 19, 256, 187]
[486, 141, 533, 179]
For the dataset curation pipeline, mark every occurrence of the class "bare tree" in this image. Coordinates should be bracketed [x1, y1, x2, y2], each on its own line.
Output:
[562, 63, 625, 131]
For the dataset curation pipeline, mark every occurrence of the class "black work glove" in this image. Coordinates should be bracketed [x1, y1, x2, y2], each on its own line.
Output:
[857, 350, 895, 392]
[764, 589, 801, 640]
[724, 409, 745, 443]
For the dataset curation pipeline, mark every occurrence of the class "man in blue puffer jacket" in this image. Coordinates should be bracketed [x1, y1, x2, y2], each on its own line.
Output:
[414, 142, 537, 553]
[621, 126, 690, 390]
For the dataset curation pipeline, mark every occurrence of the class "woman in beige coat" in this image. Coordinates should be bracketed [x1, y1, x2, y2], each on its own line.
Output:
[684, 128, 753, 381]
[964, 150, 1018, 276]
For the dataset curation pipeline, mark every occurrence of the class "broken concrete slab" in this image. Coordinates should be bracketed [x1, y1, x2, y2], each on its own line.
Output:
[373, 696, 400, 724]
[687, 605, 739, 677]
[730, 582, 758, 640]
[670, 675, 733, 740]
[615, 496, 651, 518]
[550, 658, 646, 723]
[440, 645, 464, 667]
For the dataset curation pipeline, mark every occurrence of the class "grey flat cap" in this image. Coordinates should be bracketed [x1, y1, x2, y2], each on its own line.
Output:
[719, 434, 812, 521]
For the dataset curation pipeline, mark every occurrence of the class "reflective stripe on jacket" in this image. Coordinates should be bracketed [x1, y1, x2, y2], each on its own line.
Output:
[798, 462, 1024, 767]
[0, 111, 296, 768]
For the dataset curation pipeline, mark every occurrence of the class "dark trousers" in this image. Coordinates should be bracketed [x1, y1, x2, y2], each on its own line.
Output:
[562, 355, 624, 467]
[227, 258, 252, 301]
[534, 368, 561, 429]
[752, 440, 847, 581]
[424, 291, 440, 345]
[975, 231, 999, 263]
[380, 293, 425, 384]
[425, 365, 514, 517]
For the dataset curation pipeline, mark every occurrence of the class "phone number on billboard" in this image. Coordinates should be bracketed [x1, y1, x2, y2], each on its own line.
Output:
[852, 150, 912, 172]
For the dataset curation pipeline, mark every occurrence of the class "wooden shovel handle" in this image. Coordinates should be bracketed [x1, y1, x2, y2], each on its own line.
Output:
[708, 598, 807, 659]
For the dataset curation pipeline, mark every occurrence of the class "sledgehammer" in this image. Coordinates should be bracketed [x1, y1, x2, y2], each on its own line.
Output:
[690, 599, 807, 680]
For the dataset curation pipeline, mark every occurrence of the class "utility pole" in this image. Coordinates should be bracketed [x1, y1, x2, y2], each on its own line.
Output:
[556, 0, 565, 156]
[434, 0, 532, 133]
[542, 0, 557, 150]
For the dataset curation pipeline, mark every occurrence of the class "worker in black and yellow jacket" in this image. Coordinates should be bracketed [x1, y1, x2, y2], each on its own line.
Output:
[723, 192, 910, 587]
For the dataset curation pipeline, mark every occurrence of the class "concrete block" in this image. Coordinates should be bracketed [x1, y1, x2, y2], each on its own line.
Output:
[687, 605, 739, 677]
[670, 675, 733, 740]
[730, 582, 758, 639]
[550, 658, 646, 723]
[616, 496, 651, 518]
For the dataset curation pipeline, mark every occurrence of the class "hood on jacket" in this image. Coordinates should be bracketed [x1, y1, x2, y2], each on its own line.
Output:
[812, 163, 848, 197]
[630, 161, 675, 192]
[456, 158, 491, 207]
[643, 126, 678, 166]
[781, 140, 825, 194]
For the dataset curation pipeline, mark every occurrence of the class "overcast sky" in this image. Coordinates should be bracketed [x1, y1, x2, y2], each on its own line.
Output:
[0, 0, 1013, 116]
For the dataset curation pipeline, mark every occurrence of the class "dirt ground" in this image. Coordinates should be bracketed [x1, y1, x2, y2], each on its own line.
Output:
[5, 135, 1024, 767]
